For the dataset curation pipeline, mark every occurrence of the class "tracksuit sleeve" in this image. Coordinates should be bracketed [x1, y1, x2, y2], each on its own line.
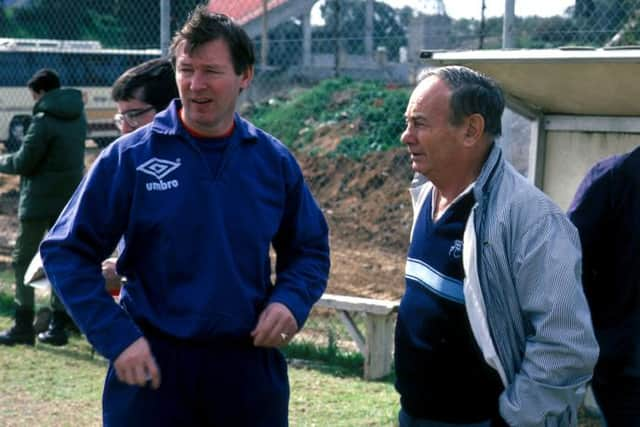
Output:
[40, 146, 143, 361]
[567, 162, 612, 296]
[499, 214, 599, 426]
[269, 161, 330, 330]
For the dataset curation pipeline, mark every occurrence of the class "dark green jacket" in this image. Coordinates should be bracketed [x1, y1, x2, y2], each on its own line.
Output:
[0, 88, 86, 220]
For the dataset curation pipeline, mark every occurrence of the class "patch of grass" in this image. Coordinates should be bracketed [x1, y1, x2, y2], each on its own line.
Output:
[0, 291, 13, 316]
[248, 78, 354, 147]
[332, 84, 409, 159]
[0, 281, 603, 426]
[283, 337, 365, 378]
[0, 311, 399, 427]
[0, 269, 13, 315]
[0, 315, 105, 426]
[0, 268, 52, 316]
[246, 78, 410, 158]
[289, 365, 399, 427]
[0, 268, 13, 283]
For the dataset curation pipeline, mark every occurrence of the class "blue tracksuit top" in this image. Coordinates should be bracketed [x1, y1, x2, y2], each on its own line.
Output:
[568, 145, 640, 380]
[40, 100, 331, 361]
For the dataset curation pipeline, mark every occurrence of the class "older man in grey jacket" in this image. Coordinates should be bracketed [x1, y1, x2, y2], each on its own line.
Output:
[394, 65, 598, 426]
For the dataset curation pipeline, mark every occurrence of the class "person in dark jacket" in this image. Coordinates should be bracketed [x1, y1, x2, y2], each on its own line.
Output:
[568, 145, 640, 427]
[40, 7, 329, 427]
[0, 68, 86, 347]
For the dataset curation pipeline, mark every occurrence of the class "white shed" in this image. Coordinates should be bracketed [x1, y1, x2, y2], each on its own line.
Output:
[422, 48, 640, 210]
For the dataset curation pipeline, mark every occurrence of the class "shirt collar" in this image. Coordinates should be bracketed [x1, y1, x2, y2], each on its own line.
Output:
[151, 99, 258, 144]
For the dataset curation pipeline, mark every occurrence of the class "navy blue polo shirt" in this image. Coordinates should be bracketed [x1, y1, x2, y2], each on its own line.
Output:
[395, 187, 503, 423]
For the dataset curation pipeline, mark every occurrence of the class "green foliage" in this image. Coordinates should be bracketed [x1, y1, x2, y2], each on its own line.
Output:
[315, 0, 407, 61]
[281, 324, 373, 378]
[283, 339, 364, 377]
[0, 0, 197, 49]
[0, 269, 14, 316]
[573, 0, 631, 44]
[333, 83, 409, 158]
[247, 78, 409, 159]
[0, 291, 12, 316]
[248, 78, 352, 146]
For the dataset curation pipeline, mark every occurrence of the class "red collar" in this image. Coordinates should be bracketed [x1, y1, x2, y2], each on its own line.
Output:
[178, 108, 235, 138]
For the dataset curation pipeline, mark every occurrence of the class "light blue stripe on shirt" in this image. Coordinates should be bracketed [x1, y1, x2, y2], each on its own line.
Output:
[405, 257, 464, 304]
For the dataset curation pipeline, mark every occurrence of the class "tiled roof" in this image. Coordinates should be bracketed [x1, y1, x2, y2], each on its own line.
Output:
[208, 0, 290, 25]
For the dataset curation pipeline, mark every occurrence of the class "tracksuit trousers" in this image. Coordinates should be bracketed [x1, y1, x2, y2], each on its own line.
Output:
[102, 325, 290, 427]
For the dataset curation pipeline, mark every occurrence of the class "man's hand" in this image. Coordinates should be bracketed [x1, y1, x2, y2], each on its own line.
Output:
[251, 302, 298, 348]
[102, 257, 123, 295]
[113, 337, 161, 389]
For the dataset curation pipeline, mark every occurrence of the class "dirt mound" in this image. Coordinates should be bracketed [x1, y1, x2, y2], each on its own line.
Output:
[301, 148, 413, 251]
[299, 147, 413, 299]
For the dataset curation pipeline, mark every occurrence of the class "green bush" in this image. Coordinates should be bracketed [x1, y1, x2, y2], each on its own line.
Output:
[249, 78, 355, 147]
[247, 78, 410, 159]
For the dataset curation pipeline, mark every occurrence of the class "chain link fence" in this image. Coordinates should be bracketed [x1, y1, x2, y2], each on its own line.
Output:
[1, 0, 638, 359]
[1, 0, 638, 148]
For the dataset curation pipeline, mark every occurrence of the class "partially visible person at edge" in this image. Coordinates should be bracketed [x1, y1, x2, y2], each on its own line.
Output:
[0, 68, 86, 347]
[40, 6, 329, 427]
[101, 57, 179, 295]
[568, 146, 640, 427]
[394, 65, 598, 427]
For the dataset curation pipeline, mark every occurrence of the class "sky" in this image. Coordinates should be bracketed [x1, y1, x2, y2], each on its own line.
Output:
[312, 0, 576, 23]
[410, 0, 576, 20]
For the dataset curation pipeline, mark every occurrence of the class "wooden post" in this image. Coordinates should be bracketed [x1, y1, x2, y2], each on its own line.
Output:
[364, 313, 395, 380]
[308, 294, 400, 380]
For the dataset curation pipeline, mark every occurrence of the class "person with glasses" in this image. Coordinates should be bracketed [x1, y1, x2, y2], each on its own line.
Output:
[113, 105, 155, 133]
[102, 58, 179, 294]
[40, 7, 329, 426]
[111, 57, 179, 134]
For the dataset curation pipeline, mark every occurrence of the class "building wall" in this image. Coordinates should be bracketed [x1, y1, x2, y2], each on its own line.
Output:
[543, 130, 639, 210]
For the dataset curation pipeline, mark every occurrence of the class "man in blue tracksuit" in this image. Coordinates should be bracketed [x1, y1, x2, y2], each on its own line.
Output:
[568, 146, 640, 426]
[40, 6, 330, 426]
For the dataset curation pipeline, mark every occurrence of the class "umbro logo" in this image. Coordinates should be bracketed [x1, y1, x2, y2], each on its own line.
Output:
[137, 157, 181, 192]
[137, 157, 180, 180]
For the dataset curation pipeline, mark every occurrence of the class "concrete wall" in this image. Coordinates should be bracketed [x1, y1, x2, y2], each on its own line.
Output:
[543, 130, 639, 210]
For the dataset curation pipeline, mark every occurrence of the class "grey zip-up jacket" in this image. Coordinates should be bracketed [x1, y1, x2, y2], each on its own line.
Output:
[409, 144, 598, 426]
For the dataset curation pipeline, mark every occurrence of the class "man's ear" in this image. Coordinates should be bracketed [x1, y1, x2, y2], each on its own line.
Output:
[238, 65, 254, 93]
[463, 113, 485, 147]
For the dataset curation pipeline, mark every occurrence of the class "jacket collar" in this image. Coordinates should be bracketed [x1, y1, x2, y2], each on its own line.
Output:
[151, 99, 259, 143]
[410, 142, 503, 195]
[472, 142, 503, 203]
